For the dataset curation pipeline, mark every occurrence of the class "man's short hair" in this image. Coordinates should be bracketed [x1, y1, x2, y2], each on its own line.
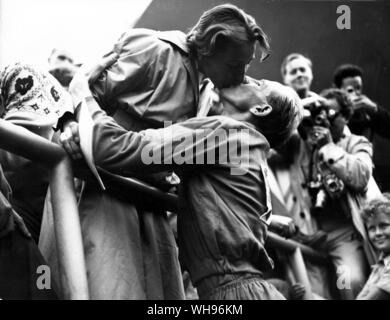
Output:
[187, 4, 270, 61]
[333, 64, 363, 88]
[254, 80, 303, 148]
[362, 193, 390, 223]
[280, 53, 312, 78]
[48, 48, 74, 64]
[320, 88, 354, 121]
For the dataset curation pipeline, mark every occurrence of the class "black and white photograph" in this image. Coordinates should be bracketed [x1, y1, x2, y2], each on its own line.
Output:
[0, 0, 389, 307]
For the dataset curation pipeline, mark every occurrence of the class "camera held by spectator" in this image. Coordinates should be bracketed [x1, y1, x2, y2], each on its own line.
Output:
[298, 99, 345, 214]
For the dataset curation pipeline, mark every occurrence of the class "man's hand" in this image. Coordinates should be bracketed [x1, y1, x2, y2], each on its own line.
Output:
[307, 126, 333, 149]
[269, 215, 296, 238]
[351, 95, 378, 114]
[301, 92, 328, 109]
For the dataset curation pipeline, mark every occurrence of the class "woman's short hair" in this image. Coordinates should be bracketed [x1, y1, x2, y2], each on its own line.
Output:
[320, 88, 354, 121]
[280, 53, 312, 78]
[253, 80, 303, 148]
[362, 193, 390, 223]
[187, 4, 270, 61]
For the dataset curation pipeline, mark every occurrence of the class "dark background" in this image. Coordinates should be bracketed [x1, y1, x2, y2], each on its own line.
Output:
[136, 0, 390, 191]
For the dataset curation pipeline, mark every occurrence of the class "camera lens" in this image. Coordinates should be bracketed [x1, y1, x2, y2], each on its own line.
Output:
[314, 114, 327, 126]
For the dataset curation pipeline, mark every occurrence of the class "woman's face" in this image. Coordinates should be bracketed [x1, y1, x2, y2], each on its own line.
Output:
[199, 40, 255, 89]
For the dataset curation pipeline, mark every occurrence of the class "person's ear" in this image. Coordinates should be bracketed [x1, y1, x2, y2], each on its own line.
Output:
[250, 104, 273, 117]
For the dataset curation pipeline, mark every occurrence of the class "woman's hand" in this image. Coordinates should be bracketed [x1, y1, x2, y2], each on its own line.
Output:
[60, 119, 82, 160]
[68, 71, 91, 110]
[68, 51, 119, 112]
[62, 53, 119, 159]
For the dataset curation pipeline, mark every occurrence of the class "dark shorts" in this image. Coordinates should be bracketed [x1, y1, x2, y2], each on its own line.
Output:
[197, 273, 286, 300]
[0, 230, 58, 300]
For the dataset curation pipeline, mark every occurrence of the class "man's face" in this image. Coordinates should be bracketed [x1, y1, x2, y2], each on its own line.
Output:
[48, 50, 78, 87]
[199, 40, 255, 89]
[340, 76, 363, 99]
[49, 50, 74, 66]
[366, 211, 390, 255]
[283, 57, 313, 95]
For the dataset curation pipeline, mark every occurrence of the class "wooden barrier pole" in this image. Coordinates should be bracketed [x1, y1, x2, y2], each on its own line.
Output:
[267, 231, 329, 264]
[285, 263, 296, 285]
[50, 158, 89, 300]
[0, 118, 329, 300]
[0, 119, 64, 165]
[288, 248, 314, 300]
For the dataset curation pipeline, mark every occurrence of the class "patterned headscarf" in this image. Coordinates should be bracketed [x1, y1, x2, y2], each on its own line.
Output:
[0, 62, 72, 121]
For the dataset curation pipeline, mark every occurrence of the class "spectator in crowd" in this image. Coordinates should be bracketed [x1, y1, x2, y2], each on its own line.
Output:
[333, 64, 390, 141]
[42, 3, 271, 299]
[269, 53, 333, 298]
[290, 193, 389, 300]
[300, 88, 377, 299]
[0, 145, 57, 300]
[281, 53, 328, 108]
[273, 53, 327, 240]
[48, 48, 79, 89]
[357, 194, 390, 299]
[0, 62, 73, 243]
[67, 64, 302, 299]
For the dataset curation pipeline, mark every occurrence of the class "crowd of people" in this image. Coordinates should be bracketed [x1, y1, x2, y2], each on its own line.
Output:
[0, 3, 389, 300]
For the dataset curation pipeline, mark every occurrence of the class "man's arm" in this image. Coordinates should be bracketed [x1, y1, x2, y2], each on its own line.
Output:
[87, 95, 238, 176]
[356, 286, 390, 300]
[370, 105, 390, 139]
[318, 135, 373, 192]
[352, 95, 390, 140]
[69, 70, 237, 176]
